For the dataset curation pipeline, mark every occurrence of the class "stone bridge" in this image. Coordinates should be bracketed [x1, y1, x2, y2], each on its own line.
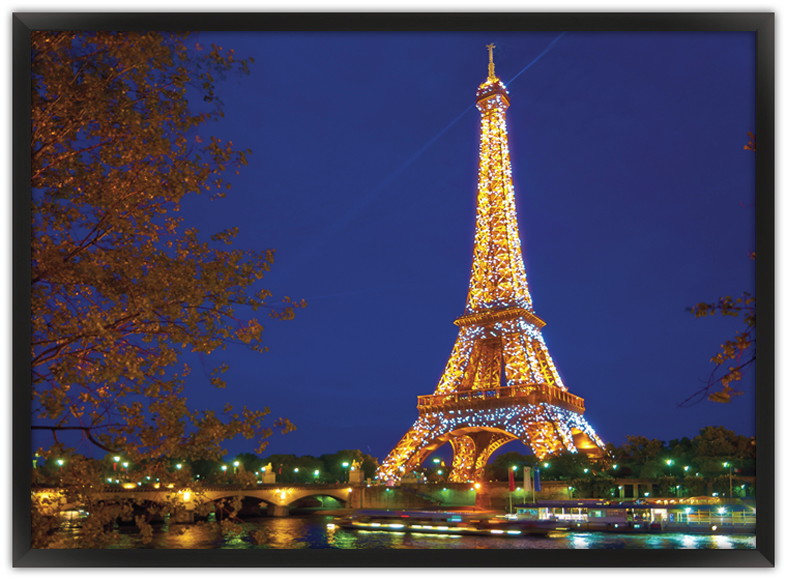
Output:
[33, 483, 357, 519]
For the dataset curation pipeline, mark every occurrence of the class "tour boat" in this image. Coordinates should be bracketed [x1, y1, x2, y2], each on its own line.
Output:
[514, 499, 756, 535]
[331, 509, 561, 537]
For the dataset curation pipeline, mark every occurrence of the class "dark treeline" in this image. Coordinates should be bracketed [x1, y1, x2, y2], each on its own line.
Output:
[34, 426, 754, 496]
[33, 449, 379, 487]
[484, 426, 755, 498]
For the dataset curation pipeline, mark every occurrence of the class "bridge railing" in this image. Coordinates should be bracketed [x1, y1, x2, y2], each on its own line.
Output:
[417, 383, 585, 413]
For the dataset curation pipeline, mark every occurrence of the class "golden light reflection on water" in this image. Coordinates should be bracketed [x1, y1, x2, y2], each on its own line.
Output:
[54, 515, 757, 550]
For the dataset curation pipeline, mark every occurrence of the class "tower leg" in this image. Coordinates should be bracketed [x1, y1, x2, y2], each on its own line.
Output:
[448, 436, 477, 482]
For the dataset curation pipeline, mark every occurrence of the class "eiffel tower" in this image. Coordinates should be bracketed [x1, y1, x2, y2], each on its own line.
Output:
[376, 45, 605, 484]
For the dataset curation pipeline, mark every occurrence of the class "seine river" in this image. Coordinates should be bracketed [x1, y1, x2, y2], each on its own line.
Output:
[100, 514, 756, 550]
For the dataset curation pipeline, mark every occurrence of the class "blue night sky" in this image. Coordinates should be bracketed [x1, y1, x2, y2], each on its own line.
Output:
[176, 31, 756, 461]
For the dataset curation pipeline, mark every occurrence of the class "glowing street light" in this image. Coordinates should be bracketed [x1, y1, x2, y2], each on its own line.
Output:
[722, 462, 733, 503]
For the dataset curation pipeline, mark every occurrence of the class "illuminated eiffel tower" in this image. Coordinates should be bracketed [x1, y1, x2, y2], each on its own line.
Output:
[377, 46, 605, 484]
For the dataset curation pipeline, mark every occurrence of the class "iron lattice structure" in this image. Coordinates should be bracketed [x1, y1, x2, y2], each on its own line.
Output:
[377, 47, 605, 484]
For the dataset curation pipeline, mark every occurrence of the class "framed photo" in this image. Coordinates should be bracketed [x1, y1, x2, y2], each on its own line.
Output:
[13, 12, 774, 567]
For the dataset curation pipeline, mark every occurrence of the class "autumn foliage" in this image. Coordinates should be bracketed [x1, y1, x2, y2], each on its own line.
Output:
[31, 31, 302, 467]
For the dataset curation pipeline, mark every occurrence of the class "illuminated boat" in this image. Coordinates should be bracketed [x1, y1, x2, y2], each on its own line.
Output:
[514, 499, 756, 535]
[332, 509, 561, 537]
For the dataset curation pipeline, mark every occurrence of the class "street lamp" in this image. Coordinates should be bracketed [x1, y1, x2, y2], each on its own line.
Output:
[722, 462, 733, 503]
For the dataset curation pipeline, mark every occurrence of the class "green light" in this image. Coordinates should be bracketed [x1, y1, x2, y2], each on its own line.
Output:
[175, 463, 182, 470]
[294, 467, 299, 472]
[511, 465, 518, 471]
[221, 465, 227, 471]
[665, 459, 674, 466]
[56, 459, 65, 466]
[342, 462, 349, 468]
[612, 464, 618, 470]
[432, 458, 441, 464]
[542, 462, 550, 468]
[233, 461, 240, 467]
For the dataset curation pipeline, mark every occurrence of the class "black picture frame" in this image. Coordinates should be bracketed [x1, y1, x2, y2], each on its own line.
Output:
[13, 11, 774, 567]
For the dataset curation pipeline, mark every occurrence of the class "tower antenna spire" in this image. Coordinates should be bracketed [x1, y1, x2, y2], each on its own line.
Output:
[486, 43, 496, 78]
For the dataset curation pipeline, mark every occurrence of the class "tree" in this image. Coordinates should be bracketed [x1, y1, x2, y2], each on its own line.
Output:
[31, 31, 302, 463]
[30, 31, 303, 547]
[682, 134, 756, 406]
[684, 291, 755, 405]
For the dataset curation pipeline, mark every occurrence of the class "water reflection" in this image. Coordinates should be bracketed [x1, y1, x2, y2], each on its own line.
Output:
[680, 534, 699, 549]
[70, 514, 757, 550]
[570, 534, 589, 549]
